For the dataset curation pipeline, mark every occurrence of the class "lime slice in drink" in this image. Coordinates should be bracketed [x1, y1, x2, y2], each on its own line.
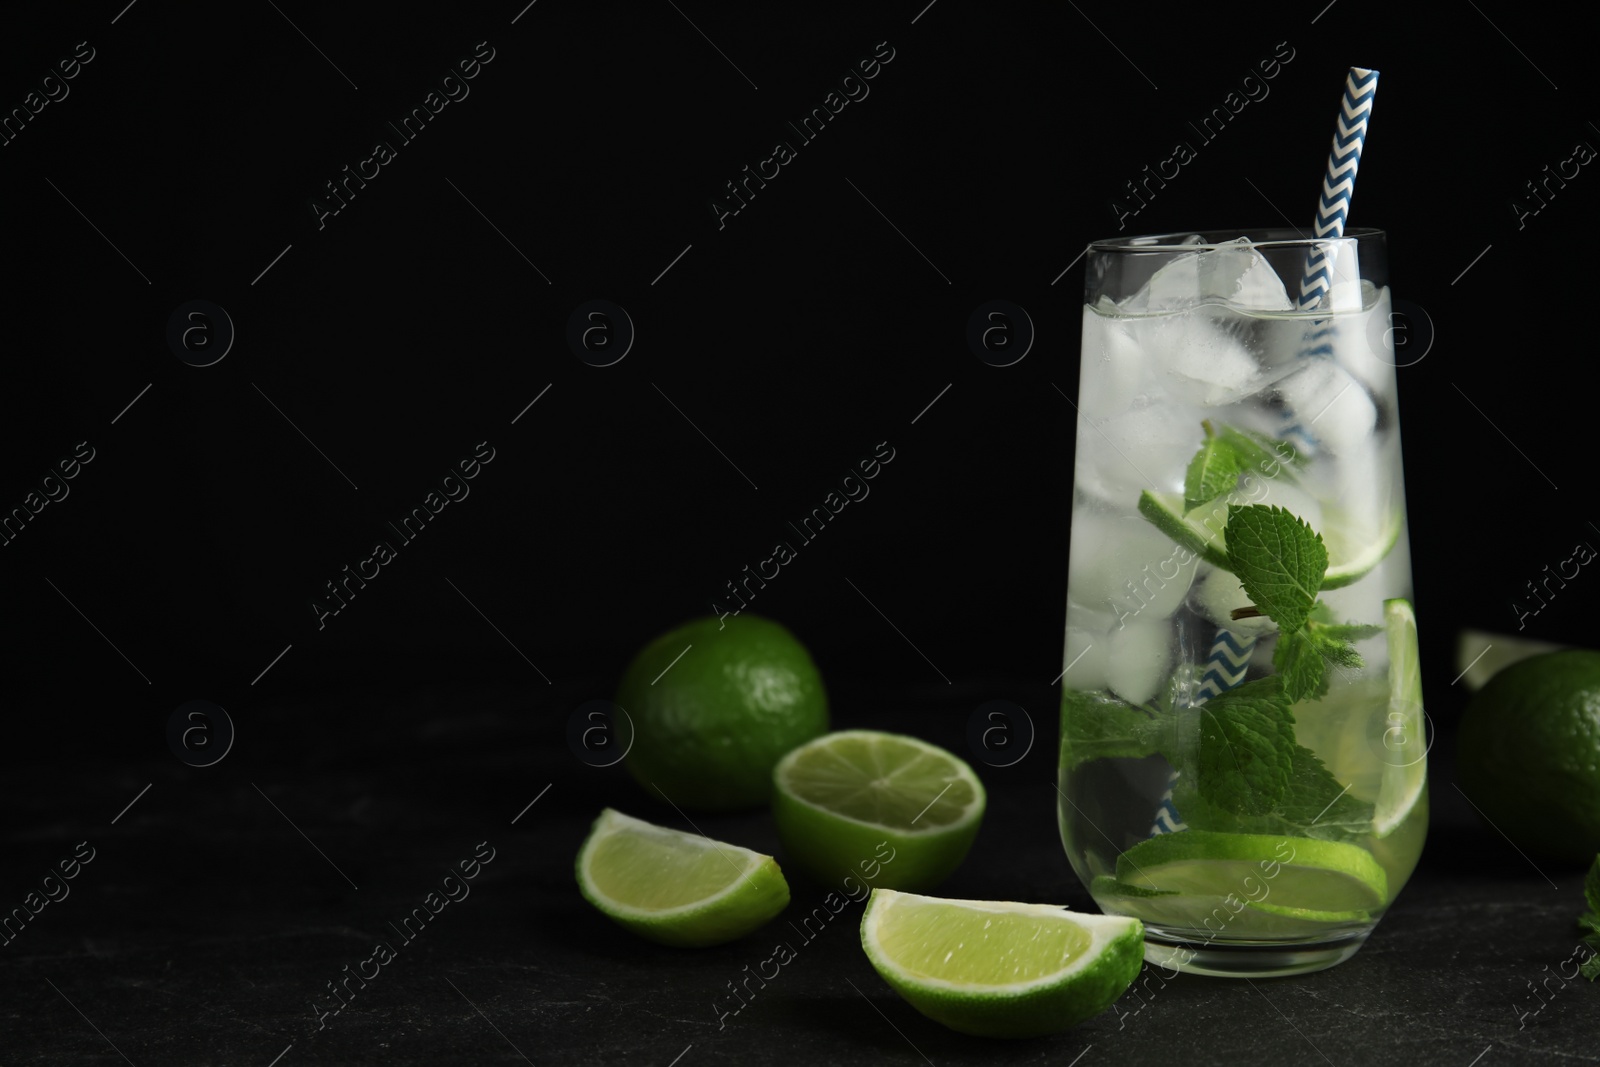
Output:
[1244, 900, 1371, 926]
[860, 888, 1143, 1037]
[1455, 628, 1567, 692]
[574, 808, 789, 947]
[1090, 874, 1175, 899]
[1373, 598, 1427, 837]
[1137, 490, 1402, 589]
[773, 730, 985, 892]
[1137, 490, 1231, 570]
[1115, 831, 1387, 911]
[1091, 877, 1371, 938]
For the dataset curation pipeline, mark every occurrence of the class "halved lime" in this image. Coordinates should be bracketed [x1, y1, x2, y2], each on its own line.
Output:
[1374, 598, 1427, 837]
[575, 808, 789, 947]
[1116, 831, 1387, 912]
[860, 888, 1143, 1038]
[772, 730, 985, 892]
[1138, 490, 1402, 589]
[1455, 628, 1567, 692]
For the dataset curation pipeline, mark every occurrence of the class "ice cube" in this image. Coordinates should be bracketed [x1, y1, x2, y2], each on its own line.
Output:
[1137, 313, 1264, 408]
[1249, 477, 1325, 532]
[1189, 568, 1279, 637]
[1066, 510, 1200, 620]
[1074, 305, 1154, 415]
[1062, 601, 1112, 691]
[1074, 400, 1205, 501]
[1126, 239, 1294, 314]
[1276, 359, 1376, 454]
[1106, 617, 1174, 706]
[1316, 243, 1366, 313]
[1334, 288, 1402, 397]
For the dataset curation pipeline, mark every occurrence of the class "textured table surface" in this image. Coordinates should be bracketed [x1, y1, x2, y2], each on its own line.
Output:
[2, 677, 1594, 1067]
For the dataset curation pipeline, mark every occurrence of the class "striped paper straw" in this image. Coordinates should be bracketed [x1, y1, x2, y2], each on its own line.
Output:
[1148, 630, 1255, 835]
[1277, 66, 1380, 457]
[1153, 68, 1379, 838]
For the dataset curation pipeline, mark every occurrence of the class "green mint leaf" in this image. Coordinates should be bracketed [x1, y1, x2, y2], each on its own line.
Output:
[1274, 630, 1329, 703]
[1173, 742, 1374, 841]
[1225, 506, 1328, 634]
[1311, 630, 1366, 671]
[1194, 676, 1297, 816]
[1219, 425, 1304, 475]
[1184, 422, 1249, 512]
[1586, 854, 1600, 917]
[1583, 951, 1600, 982]
[1059, 688, 1170, 770]
[1580, 913, 1600, 937]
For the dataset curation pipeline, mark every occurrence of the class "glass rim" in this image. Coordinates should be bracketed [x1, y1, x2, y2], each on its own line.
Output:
[1087, 226, 1385, 253]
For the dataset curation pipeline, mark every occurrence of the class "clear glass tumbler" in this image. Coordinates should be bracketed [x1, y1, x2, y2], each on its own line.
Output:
[1057, 227, 1427, 978]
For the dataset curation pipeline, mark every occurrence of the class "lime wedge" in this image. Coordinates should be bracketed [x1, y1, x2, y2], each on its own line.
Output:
[1455, 628, 1567, 692]
[1137, 490, 1402, 589]
[860, 888, 1143, 1037]
[773, 730, 985, 892]
[1115, 831, 1387, 911]
[1374, 598, 1427, 837]
[575, 808, 789, 947]
[1091, 876, 1371, 938]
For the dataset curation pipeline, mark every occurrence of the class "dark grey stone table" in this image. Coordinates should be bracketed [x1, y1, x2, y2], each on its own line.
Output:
[2, 677, 1593, 1066]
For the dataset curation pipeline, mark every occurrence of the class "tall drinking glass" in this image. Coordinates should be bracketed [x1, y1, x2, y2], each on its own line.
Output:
[1057, 228, 1426, 978]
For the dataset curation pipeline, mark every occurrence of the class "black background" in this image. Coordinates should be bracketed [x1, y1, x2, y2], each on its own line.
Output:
[1, 1, 1597, 1064]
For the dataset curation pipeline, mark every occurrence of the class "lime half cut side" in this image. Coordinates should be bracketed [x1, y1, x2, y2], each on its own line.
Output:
[773, 730, 985, 891]
[1115, 831, 1387, 912]
[1374, 598, 1427, 837]
[860, 888, 1143, 1038]
[575, 808, 789, 947]
[1137, 490, 1402, 589]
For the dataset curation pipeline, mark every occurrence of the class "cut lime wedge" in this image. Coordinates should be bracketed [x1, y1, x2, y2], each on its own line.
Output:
[1115, 831, 1387, 912]
[1374, 598, 1427, 837]
[575, 808, 789, 947]
[773, 730, 985, 892]
[860, 888, 1143, 1037]
[1138, 490, 1402, 590]
[1455, 628, 1567, 692]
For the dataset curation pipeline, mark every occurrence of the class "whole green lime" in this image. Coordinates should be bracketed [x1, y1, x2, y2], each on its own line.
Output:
[1457, 649, 1600, 865]
[618, 615, 829, 811]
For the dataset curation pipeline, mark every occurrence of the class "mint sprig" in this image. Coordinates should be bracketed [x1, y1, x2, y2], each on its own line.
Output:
[1273, 622, 1370, 703]
[1184, 421, 1249, 512]
[1058, 688, 1169, 770]
[1180, 422, 1299, 513]
[1225, 505, 1327, 634]
[1194, 676, 1296, 815]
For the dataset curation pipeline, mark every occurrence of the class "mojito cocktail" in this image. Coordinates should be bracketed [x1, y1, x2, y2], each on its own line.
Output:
[1057, 228, 1427, 977]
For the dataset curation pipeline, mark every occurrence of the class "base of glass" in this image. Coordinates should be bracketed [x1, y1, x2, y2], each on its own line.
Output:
[1142, 927, 1372, 978]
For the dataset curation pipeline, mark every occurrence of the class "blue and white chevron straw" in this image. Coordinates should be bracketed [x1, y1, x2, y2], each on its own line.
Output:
[1278, 66, 1380, 457]
[1153, 69, 1379, 838]
[1148, 629, 1254, 835]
